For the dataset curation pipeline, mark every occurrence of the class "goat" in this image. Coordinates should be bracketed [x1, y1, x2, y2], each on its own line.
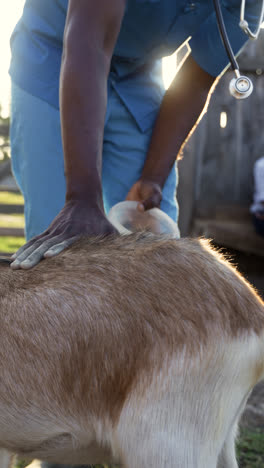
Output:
[0, 233, 263, 468]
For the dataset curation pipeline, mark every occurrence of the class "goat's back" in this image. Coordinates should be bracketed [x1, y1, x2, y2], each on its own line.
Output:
[0, 234, 262, 460]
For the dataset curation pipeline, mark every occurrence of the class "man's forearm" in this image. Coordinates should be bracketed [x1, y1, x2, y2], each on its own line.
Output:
[141, 56, 218, 188]
[60, 0, 126, 208]
[60, 48, 108, 207]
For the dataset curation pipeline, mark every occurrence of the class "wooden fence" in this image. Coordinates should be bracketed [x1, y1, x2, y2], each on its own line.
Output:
[0, 122, 24, 255]
[177, 31, 264, 256]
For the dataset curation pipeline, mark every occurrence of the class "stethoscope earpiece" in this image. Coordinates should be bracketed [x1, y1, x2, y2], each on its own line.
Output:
[229, 75, 254, 99]
[213, 0, 263, 100]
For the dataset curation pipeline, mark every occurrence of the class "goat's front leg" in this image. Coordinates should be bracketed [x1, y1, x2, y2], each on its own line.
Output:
[121, 440, 219, 468]
[117, 418, 219, 468]
[217, 422, 239, 468]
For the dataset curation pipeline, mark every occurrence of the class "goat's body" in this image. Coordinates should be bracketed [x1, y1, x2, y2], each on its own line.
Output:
[0, 234, 263, 467]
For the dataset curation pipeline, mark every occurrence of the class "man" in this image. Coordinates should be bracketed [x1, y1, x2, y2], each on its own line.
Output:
[9, 0, 260, 271]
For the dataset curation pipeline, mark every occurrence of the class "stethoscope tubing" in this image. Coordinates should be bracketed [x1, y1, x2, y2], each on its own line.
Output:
[213, 0, 239, 73]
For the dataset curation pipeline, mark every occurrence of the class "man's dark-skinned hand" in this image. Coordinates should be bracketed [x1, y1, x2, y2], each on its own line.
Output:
[126, 179, 162, 212]
[11, 200, 117, 270]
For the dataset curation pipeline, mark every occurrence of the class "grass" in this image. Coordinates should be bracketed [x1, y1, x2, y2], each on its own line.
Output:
[0, 191, 24, 205]
[11, 430, 264, 468]
[0, 236, 25, 253]
[237, 428, 264, 467]
[0, 191, 25, 253]
[0, 214, 24, 228]
[12, 460, 28, 468]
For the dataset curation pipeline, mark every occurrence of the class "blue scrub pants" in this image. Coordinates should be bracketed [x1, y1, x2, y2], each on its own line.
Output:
[11, 82, 178, 241]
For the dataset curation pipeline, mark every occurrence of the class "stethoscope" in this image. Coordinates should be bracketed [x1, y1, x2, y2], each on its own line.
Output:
[213, 0, 264, 99]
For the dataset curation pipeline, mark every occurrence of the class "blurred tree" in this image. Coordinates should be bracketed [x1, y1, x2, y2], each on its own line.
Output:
[0, 103, 10, 161]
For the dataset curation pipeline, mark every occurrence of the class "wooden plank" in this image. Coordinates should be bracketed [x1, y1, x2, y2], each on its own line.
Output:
[195, 203, 252, 221]
[192, 217, 264, 257]
[0, 161, 12, 179]
[0, 186, 20, 193]
[214, 204, 251, 221]
[177, 137, 197, 236]
[239, 30, 264, 71]
[0, 227, 24, 237]
[0, 125, 9, 137]
[0, 252, 12, 258]
[0, 204, 24, 214]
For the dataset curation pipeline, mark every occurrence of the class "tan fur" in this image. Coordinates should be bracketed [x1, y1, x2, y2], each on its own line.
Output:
[0, 234, 263, 467]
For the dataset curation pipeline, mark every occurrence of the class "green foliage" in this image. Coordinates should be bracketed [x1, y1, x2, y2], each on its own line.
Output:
[12, 459, 28, 468]
[0, 236, 24, 252]
[0, 193, 25, 252]
[0, 214, 24, 228]
[237, 428, 264, 468]
[10, 461, 96, 468]
[0, 191, 24, 205]
[0, 104, 10, 161]
[0, 104, 10, 126]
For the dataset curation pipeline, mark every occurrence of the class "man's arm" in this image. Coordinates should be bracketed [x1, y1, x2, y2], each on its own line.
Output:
[127, 55, 219, 210]
[11, 0, 126, 270]
[61, 0, 126, 203]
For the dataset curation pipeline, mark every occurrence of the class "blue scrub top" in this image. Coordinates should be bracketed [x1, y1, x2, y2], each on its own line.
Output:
[9, 0, 260, 131]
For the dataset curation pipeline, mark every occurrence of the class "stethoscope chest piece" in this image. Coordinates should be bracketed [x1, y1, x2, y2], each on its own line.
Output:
[229, 75, 253, 99]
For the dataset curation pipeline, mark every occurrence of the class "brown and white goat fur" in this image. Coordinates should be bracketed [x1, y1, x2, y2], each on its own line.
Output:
[0, 234, 263, 468]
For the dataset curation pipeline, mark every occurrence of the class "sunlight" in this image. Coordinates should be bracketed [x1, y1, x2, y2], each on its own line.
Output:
[220, 111, 228, 129]
[0, 1, 25, 117]
[162, 51, 178, 90]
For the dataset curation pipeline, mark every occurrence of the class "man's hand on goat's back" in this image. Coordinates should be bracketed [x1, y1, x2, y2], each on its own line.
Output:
[10, 200, 118, 270]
